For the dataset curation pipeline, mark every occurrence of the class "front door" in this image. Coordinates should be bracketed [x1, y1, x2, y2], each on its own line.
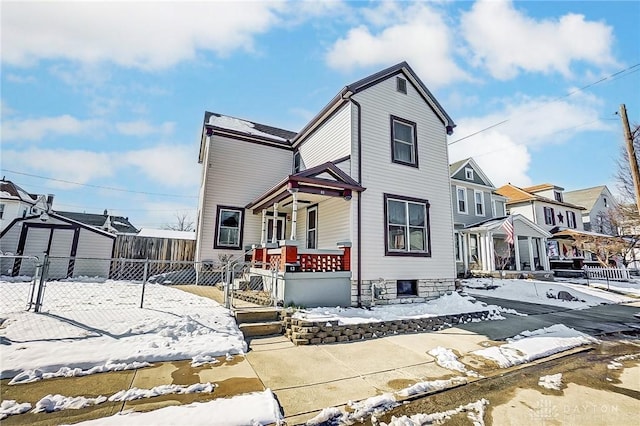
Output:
[267, 217, 285, 243]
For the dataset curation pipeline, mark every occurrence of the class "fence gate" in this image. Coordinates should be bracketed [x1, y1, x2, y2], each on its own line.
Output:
[0, 254, 41, 313]
[227, 262, 278, 309]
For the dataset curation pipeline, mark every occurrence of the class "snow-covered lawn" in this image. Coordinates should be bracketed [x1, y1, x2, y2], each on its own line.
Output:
[293, 292, 511, 324]
[556, 275, 640, 297]
[463, 277, 635, 308]
[0, 280, 246, 382]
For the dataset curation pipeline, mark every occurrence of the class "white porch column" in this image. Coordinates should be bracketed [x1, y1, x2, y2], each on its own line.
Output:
[487, 231, 495, 271]
[514, 237, 521, 270]
[527, 237, 534, 270]
[542, 238, 551, 270]
[480, 234, 488, 271]
[260, 209, 267, 245]
[461, 232, 469, 272]
[271, 202, 279, 244]
[289, 189, 298, 241]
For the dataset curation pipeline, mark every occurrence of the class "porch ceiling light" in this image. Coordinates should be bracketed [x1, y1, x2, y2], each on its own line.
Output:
[288, 187, 299, 194]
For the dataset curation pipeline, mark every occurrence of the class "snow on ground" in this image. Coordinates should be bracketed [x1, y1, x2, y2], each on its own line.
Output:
[381, 399, 489, 426]
[464, 278, 635, 307]
[428, 346, 480, 377]
[293, 292, 508, 324]
[555, 275, 640, 297]
[0, 400, 32, 420]
[74, 389, 282, 426]
[0, 280, 246, 382]
[538, 373, 563, 390]
[32, 395, 107, 413]
[473, 324, 597, 368]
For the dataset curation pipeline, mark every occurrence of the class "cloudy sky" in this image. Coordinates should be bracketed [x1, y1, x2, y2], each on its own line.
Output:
[2, 0, 639, 229]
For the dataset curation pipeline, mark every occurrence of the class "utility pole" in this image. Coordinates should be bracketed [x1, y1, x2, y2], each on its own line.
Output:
[619, 104, 640, 215]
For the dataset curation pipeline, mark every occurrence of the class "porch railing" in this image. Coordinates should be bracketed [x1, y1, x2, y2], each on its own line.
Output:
[584, 266, 630, 282]
[252, 241, 351, 273]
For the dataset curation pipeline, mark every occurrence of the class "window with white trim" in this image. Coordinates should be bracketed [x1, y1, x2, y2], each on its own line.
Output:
[306, 206, 318, 249]
[214, 206, 243, 249]
[454, 232, 462, 261]
[567, 210, 577, 229]
[554, 191, 563, 202]
[390, 116, 418, 167]
[465, 168, 474, 180]
[293, 151, 301, 173]
[0, 203, 4, 219]
[474, 190, 484, 216]
[543, 206, 555, 226]
[456, 187, 467, 214]
[385, 194, 430, 256]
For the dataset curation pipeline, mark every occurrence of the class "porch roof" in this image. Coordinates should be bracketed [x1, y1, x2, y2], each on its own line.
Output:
[551, 228, 618, 240]
[463, 214, 552, 237]
[245, 161, 365, 214]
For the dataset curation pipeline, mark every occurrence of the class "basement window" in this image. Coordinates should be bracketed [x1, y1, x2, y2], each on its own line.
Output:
[397, 280, 418, 296]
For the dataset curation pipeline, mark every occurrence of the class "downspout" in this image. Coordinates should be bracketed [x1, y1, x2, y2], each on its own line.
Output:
[349, 97, 363, 307]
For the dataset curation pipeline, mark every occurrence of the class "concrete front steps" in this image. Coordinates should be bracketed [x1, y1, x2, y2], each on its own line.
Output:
[235, 308, 283, 338]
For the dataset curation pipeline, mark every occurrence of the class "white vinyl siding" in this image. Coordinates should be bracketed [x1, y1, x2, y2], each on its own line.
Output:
[297, 103, 352, 171]
[297, 198, 351, 250]
[351, 75, 454, 281]
[196, 135, 293, 262]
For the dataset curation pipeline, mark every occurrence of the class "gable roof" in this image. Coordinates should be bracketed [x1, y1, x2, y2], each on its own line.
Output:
[292, 61, 456, 146]
[56, 211, 138, 234]
[449, 157, 495, 188]
[522, 183, 564, 193]
[563, 186, 612, 212]
[495, 184, 586, 210]
[246, 159, 365, 213]
[0, 179, 40, 204]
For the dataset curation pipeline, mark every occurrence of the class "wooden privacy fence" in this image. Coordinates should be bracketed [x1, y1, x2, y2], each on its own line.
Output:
[584, 266, 631, 282]
[113, 235, 196, 262]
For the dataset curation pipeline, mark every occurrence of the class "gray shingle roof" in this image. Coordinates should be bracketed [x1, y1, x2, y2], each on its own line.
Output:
[563, 186, 607, 212]
[56, 211, 138, 234]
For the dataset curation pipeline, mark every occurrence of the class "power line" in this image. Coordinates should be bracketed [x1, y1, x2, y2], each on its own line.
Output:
[3, 169, 198, 199]
[448, 62, 640, 146]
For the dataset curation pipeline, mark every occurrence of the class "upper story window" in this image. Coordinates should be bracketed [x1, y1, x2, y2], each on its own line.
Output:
[603, 197, 608, 208]
[554, 191, 563, 202]
[567, 210, 577, 229]
[0, 203, 4, 219]
[543, 206, 556, 226]
[396, 77, 407, 94]
[456, 186, 467, 214]
[474, 191, 484, 216]
[465, 168, 474, 180]
[390, 116, 418, 167]
[214, 205, 244, 250]
[293, 151, 301, 173]
[385, 194, 430, 257]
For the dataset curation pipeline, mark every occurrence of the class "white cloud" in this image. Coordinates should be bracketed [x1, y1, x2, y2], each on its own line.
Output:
[448, 94, 612, 187]
[325, 2, 469, 88]
[116, 120, 175, 137]
[123, 145, 200, 189]
[1, 115, 103, 142]
[460, 0, 618, 79]
[2, 149, 115, 186]
[2, 2, 286, 70]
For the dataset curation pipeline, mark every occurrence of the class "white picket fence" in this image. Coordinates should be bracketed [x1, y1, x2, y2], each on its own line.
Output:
[584, 266, 631, 282]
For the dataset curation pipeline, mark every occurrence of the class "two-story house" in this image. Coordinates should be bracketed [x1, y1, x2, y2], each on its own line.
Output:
[0, 178, 53, 232]
[451, 159, 551, 275]
[195, 62, 457, 307]
[563, 185, 618, 235]
[496, 183, 589, 269]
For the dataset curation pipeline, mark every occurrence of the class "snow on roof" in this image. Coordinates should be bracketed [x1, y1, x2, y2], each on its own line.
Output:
[208, 114, 287, 141]
[137, 228, 196, 240]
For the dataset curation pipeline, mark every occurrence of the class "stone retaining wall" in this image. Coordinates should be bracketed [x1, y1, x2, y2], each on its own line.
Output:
[282, 310, 491, 346]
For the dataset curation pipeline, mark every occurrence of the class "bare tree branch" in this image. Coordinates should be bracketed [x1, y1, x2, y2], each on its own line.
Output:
[163, 212, 195, 232]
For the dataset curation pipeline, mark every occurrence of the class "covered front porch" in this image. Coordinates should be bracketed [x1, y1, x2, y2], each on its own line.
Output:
[456, 215, 552, 276]
[241, 162, 365, 307]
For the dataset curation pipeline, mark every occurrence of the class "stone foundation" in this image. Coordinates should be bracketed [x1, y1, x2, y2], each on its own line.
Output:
[282, 309, 491, 346]
[352, 278, 456, 307]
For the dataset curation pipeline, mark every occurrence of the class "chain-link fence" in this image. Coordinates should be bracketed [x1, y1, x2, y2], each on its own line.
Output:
[0, 255, 227, 317]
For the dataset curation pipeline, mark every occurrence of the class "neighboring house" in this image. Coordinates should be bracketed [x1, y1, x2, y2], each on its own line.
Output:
[450, 158, 551, 275]
[0, 178, 54, 232]
[495, 183, 594, 270]
[56, 210, 138, 235]
[0, 211, 116, 278]
[196, 61, 457, 307]
[563, 185, 618, 234]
